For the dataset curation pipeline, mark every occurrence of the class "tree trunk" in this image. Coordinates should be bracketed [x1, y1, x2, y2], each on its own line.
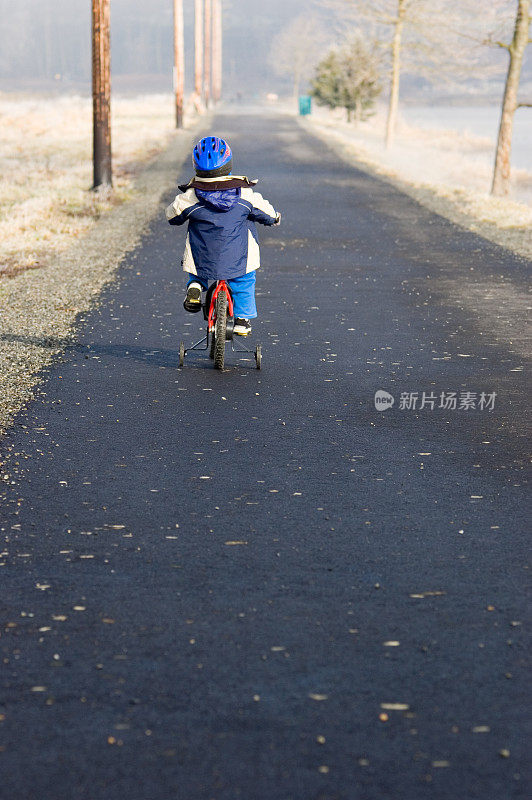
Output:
[173, 0, 185, 128]
[491, 0, 530, 196]
[195, 0, 204, 101]
[293, 63, 302, 110]
[385, 0, 406, 149]
[92, 0, 112, 189]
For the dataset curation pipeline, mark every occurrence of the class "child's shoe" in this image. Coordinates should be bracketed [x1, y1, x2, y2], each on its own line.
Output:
[234, 317, 252, 336]
[183, 282, 202, 312]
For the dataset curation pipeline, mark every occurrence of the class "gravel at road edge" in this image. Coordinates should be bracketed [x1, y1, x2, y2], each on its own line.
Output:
[0, 118, 207, 438]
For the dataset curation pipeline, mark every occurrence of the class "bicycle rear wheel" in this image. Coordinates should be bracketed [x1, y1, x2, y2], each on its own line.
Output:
[214, 290, 227, 370]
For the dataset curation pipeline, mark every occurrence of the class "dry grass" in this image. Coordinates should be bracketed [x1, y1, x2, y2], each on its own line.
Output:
[0, 93, 177, 277]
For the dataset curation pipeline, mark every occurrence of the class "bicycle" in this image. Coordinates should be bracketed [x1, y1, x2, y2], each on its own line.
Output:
[179, 280, 262, 370]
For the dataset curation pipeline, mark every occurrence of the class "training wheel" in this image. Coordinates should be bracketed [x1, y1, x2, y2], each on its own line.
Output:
[179, 342, 185, 367]
[255, 344, 262, 370]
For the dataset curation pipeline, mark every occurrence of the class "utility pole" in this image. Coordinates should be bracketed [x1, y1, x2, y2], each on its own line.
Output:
[204, 0, 212, 107]
[92, 0, 112, 188]
[173, 0, 185, 128]
[212, 0, 222, 103]
[195, 0, 204, 103]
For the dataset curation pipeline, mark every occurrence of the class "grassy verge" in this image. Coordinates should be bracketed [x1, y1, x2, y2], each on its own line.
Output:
[298, 107, 532, 261]
[0, 94, 181, 278]
[0, 95, 208, 438]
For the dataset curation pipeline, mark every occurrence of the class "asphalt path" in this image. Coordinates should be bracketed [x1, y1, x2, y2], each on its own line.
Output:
[0, 110, 530, 800]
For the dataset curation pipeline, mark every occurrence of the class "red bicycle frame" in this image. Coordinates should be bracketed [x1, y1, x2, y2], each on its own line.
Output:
[207, 280, 234, 331]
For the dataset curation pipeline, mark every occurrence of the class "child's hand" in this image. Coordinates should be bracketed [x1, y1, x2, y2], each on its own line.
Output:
[274, 213, 282, 226]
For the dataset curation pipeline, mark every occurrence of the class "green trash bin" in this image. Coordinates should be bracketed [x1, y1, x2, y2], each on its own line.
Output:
[298, 95, 312, 116]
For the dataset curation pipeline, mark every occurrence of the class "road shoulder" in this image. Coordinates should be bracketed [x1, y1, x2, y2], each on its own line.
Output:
[0, 118, 208, 438]
[298, 115, 532, 263]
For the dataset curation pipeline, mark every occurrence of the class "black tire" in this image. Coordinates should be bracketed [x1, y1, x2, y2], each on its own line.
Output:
[255, 344, 262, 370]
[179, 342, 185, 367]
[214, 290, 227, 370]
[209, 330, 215, 359]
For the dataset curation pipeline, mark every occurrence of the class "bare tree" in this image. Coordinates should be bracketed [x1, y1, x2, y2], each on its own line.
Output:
[385, 0, 408, 147]
[269, 13, 331, 106]
[322, 1, 425, 146]
[419, 0, 531, 196]
[490, 0, 531, 196]
[321, 0, 513, 147]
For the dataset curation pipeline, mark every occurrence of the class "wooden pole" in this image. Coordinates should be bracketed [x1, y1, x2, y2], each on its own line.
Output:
[173, 0, 185, 128]
[212, 0, 222, 103]
[204, 0, 212, 107]
[92, 0, 112, 188]
[195, 0, 204, 101]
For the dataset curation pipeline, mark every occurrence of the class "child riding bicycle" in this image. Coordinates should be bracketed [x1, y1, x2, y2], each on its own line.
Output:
[165, 136, 280, 335]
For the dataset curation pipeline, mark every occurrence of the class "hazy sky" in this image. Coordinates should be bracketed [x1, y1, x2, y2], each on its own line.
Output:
[0, 0, 315, 94]
[0, 0, 529, 98]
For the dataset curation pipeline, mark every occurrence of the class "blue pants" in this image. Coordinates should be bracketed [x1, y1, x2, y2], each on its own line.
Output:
[187, 272, 257, 319]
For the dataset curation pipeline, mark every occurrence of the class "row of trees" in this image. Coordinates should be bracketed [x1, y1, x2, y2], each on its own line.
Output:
[272, 0, 531, 197]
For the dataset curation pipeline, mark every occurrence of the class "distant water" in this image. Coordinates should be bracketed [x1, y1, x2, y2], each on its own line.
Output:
[401, 105, 532, 172]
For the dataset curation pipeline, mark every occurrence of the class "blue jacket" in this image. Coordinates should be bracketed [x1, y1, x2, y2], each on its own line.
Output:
[165, 175, 278, 281]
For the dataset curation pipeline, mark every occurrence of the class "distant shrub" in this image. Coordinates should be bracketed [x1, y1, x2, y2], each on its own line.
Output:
[312, 37, 382, 123]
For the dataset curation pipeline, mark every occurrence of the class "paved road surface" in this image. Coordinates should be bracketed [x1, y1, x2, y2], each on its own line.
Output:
[0, 111, 529, 799]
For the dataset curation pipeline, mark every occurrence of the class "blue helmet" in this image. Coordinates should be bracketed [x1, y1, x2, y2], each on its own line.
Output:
[193, 136, 233, 178]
